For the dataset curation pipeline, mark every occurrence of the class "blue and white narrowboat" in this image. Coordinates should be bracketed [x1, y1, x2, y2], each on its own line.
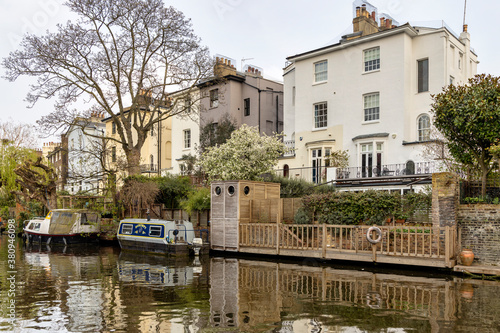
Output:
[117, 219, 208, 256]
[23, 209, 101, 244]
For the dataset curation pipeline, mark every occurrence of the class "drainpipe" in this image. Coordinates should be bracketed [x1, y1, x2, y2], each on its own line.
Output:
[276, 95, 279, 133]
[258, 89, 261, 133]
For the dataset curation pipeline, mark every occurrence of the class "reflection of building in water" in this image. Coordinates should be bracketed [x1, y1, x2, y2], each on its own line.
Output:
[23, 248, 108, 332]
[210, 257, 458, 331]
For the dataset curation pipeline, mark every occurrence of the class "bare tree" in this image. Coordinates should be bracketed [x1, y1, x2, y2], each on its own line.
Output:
[3, 0, 212, 175]
[0, 120, 39, 149]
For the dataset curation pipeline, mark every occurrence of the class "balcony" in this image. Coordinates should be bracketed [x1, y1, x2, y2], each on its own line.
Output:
[140, 164, 158, 174]
[282, 140, 296, 157]
[336, 162, 434, 180]
[274, 161, 435, 188]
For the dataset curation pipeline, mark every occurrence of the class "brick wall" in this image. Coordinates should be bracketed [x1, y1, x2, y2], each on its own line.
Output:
[458, 204, 500, 265]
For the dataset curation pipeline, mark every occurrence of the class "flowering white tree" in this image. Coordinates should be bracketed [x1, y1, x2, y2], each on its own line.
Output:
[198, 124, 288, 181]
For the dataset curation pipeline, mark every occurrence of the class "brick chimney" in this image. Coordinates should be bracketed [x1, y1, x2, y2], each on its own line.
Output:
[214, 55, 237, 77]
[353, 4, 380, 37]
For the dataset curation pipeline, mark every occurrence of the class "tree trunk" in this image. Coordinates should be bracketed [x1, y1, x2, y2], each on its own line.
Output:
[481, 167, 488, 198]
[125, 146, 142, 175]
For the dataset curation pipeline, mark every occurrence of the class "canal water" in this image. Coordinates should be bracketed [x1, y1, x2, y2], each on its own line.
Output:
[1, 235, 500, 332]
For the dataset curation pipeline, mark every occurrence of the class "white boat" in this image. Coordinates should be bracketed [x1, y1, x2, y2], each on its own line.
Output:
[23, 209, 101, 245]
[117, 218, 209, 256]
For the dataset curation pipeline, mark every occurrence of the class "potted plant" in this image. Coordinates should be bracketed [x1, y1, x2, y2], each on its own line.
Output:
[394, 212, 408, 224]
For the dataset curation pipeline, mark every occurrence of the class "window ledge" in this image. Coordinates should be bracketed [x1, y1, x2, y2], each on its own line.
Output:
[312, 81, 327, 86]
[363, 69, 380, 75]
[312, 127, 327, 132]
[362, 120, 380, 125]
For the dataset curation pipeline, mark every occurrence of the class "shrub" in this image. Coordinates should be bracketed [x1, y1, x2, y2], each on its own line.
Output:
[180, 187, 211, 216]
[294, 207, 312, 224]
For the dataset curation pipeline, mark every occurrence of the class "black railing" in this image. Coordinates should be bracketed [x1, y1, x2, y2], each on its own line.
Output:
[336, 162, 434, 180]
[283, 140, 296, 157]
[460, 180, 500, 203]
[140, 164, 158, 173]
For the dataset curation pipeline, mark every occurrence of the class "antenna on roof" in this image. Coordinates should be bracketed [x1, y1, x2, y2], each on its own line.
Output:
[241, 57, 254, 71]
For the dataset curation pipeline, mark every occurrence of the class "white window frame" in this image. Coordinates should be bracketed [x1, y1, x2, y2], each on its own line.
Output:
[313, 102, 328, 129]
[314, 60, 328, 83]
[149, 225, 162, 237]
[364, 47, 380, 72]
[363, 93, 380, 122]
[122, 224, 133, 234]
[183, 129, 191, 149]
[418, 114, 431, 141]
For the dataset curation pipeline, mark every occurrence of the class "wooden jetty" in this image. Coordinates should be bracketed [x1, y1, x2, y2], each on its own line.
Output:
[210, 180, 457, 269]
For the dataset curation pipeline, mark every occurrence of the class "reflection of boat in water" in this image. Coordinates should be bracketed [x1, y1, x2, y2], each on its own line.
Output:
[23, 209, 100, 245]
[117, 252, 203, 287]
[117, 218, 209, 256]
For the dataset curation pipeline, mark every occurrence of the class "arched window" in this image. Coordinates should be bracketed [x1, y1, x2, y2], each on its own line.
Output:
[283, 164, 290, 178]
[418, 114, 430, 141]
[405, 160, 415, 175]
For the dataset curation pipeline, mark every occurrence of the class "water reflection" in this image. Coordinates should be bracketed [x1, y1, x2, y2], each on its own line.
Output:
[1, 235, 500, 332]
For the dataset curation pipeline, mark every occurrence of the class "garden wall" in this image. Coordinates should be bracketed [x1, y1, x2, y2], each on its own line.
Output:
[458, 204, 500, 265]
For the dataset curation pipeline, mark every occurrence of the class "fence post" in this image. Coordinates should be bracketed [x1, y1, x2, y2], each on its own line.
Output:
[445, 226, 450, 267]
[276, 223, 280, 255]
[322, 224, 327, 258]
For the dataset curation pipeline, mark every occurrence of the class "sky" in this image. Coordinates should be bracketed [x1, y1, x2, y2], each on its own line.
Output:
[1, 0, 500, 134]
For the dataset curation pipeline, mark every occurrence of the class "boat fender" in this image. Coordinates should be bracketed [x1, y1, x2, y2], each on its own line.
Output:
[366, 226, 382, 244]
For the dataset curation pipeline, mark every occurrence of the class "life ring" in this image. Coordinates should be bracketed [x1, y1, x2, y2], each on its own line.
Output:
[366, 226, 382, 244]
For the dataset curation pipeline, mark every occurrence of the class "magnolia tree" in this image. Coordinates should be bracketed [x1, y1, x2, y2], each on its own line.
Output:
[198, 124, 288, 181]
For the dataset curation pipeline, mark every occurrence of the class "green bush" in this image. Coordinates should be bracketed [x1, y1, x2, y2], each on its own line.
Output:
[180, 187, 211, 216]
[300, 190, 432, 226]
[294, 207, 312, 224]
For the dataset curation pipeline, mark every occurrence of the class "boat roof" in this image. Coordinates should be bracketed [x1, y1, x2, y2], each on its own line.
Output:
[120, 219, 192, 225]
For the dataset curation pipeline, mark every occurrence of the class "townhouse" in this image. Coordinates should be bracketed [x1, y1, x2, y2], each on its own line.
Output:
[278, 1, 477, 192]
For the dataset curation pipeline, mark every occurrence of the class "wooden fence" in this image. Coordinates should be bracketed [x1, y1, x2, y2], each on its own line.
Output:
[238, 223, 457, 268]
[245, 198, 302, 224]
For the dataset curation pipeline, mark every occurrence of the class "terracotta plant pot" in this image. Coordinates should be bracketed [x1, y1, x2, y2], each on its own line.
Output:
[460, 249, 474, 266]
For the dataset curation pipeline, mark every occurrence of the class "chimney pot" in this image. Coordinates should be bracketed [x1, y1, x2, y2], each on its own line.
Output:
[371, 11, 376, 21]
[356, 6, 360, 17]
[228, 60, 231, 66]
[380, 17, 385, 27]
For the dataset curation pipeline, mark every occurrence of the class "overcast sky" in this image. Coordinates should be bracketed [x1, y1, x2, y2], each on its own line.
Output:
[1, 0, 499, 135]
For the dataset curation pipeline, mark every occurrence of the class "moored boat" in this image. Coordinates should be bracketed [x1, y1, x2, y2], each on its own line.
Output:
[117, 218, 209, 256]
[23, 209, 101, 245]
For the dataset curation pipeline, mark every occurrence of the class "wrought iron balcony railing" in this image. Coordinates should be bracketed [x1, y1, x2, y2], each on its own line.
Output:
[140, 164, 158, 173]
[336, 162, 434, 180]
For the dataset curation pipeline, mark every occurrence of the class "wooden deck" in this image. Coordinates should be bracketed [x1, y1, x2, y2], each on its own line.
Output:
[236, 223, 457, 268]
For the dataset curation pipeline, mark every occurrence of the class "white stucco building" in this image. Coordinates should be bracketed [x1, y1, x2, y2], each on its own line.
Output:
[66, 113, 106, 194]
[278, 1, 478, 192]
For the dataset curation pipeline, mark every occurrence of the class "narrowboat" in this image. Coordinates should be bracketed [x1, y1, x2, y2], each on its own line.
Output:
[23, 209, 101, 244]
[117, 218, 209, 256]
